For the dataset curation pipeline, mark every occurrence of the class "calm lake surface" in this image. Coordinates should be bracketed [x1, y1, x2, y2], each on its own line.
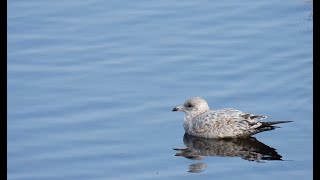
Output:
[8, 0, 313, 179]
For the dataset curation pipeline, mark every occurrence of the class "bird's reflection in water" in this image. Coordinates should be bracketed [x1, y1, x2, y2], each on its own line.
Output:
[174, 133, 283, 173]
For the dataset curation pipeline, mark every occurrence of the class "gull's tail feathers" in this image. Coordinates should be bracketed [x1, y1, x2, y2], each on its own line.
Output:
[249, 121, 293, 136]
[260, 121, 293, 128]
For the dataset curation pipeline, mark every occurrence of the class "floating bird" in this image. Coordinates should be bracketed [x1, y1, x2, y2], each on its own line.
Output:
[172, 97, 292, 138]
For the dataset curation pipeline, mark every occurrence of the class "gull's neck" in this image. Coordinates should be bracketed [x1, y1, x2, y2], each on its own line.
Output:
[184, 108, 209, 121]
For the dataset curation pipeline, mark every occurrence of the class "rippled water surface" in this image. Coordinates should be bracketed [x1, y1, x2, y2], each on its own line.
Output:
[8, 0, 313, 179]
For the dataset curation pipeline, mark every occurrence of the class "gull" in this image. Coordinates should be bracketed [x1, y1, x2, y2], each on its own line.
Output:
[172, 97, 292, 138]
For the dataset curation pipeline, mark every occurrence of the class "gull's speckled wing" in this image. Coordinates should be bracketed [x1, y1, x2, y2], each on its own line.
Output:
[190, 108, 266, 138]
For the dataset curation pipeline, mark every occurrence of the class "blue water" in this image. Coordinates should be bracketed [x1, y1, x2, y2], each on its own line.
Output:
[8, 0, 312, 179]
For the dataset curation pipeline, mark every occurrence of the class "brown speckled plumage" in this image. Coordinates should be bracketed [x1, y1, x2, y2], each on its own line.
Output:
[172, 97, 292, 138]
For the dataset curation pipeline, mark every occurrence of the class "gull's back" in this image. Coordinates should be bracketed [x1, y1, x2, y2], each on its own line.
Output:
[184, 108, 267, 138]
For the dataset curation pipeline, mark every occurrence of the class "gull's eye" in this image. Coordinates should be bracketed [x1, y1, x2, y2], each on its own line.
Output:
[186, 103, 193, 108]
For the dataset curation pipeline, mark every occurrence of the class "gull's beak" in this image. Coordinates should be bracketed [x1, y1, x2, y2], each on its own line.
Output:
[172, 106, 183, 111]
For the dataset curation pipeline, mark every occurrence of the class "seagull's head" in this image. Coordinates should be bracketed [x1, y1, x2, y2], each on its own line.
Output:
[172, 97, 210, 116]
